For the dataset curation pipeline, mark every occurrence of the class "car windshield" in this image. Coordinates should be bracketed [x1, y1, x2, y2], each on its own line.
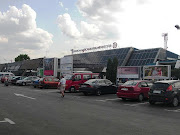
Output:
[151, 83, 169, 90]
[64, 74, 73, 80]
[23, 77, 29, 80]
[122, 81, 138, 86]
[84, 79, 98, 84]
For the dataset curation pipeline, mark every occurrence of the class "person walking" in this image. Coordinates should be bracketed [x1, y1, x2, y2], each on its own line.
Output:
[4, 76, 9, 86]
[58, 76, 66, 98]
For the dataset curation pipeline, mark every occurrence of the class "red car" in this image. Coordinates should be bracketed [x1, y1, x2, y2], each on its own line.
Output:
[38, 76, 59, 89]
[117, 80, 152, 102]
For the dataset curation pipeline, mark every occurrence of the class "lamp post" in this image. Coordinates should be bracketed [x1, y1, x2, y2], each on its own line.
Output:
[175, 25, 180, 30]
[162, 33, 168, 50]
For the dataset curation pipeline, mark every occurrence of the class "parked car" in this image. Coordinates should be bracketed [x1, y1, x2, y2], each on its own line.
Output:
[148, 80, 180, 107]
[79, 79, 117, 96]
[0, 72, 15, 80]
[16, 76, 39, 86]
[1, 73, 15, 83]
[33, 78, 41, 88]
[65, 73, 99, 92]
[38, 76, 59, 89]
[11, 76, 25, 85]
[117, 80, 153, 102]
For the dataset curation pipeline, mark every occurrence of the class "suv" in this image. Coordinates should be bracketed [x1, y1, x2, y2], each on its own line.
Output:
[117, 80, 152, 102]
[149, 80, 180, 107]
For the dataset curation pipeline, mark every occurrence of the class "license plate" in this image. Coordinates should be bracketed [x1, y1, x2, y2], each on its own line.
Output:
[153, 90, 161, 94]
[81, 85, 87, 88]
[121, 88, 128, 91]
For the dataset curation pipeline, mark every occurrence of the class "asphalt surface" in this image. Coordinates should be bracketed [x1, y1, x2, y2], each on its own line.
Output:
[0, 83, 180, 135]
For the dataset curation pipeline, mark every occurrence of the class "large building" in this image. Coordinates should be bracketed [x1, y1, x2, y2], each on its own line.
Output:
[71, 47, 178, 72]
[0, 47, 178, 78]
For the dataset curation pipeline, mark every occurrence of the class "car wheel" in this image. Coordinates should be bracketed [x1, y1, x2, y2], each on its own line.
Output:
[122, 98, 126, 101]
[96, 89, 101, 96]
[138, 94, 144, 102]
[34, 86, 36, 88]
[149, 100, 155, 105]
[83, 92, 88, 96]
[22, 82, 26, 86]
[69, 87, 76, 93]
[172, 97, 179, 107]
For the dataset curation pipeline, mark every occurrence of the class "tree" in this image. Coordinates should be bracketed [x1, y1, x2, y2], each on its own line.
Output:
[15, 54, 30, 62]
[106, 58, 113, 81]
[106, 57, 119, 83]
[171, 68, 180, 79]
[112, 57, 118, 83]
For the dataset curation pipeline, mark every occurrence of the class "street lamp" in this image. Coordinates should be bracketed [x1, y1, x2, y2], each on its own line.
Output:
[175, 25, 180, 30]
[162, 33, 168, 50]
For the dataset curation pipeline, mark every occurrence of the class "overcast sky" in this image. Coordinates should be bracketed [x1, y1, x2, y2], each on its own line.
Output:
[1, 0, 180, 63]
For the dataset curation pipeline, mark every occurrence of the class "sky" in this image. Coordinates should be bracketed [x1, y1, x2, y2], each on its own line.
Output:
[1, 0, 180, 63]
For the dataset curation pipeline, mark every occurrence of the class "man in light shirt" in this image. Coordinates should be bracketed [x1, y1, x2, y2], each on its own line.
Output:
[58, 76, 66, 98]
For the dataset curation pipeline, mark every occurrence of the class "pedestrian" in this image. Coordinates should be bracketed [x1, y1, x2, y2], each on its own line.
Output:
[58, 75, 66, 98]
[4, 76, 9, 86]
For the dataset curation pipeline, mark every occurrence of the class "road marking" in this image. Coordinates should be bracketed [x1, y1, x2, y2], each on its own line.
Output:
[164, 109, 180, 112]
[95, 98, 120, 102]
[0, 118, 15, 124]
[14, 93, 36, 100]
[124, 102, 149, 107]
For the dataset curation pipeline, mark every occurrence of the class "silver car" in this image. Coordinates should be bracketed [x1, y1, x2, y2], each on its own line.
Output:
[16, 76, 39, 86]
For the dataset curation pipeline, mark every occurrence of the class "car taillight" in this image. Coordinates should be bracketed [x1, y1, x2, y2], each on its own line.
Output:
[166, 85, 172, 91]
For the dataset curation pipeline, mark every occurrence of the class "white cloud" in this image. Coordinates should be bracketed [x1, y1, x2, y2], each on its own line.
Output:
[59, 2, 63, 7]
[74, 0, 180, 54]
[57, 13, 81, 38]
[0, 4, 53, 62]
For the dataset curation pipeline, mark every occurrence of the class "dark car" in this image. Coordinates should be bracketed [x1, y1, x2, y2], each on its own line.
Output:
[38, 76, 59, 89]
[33, 78, 41, 88]
[117, 80, 152, 102]
[11, 76, 25, 85]
[148, 80, 180, 107]
[79, 79, 117, 96]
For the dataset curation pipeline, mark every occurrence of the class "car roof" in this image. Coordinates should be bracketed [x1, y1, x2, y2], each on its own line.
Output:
[126, 80, 150, 83]
[155, 80, 180, 84]
[85, 79, 110, 83]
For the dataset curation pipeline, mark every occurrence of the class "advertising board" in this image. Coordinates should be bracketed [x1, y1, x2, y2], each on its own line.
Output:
[117, 67, 140, 79]
[44, 58, 54, 76]
[143, 65, 171, 79]
[60, 56, 73, 77]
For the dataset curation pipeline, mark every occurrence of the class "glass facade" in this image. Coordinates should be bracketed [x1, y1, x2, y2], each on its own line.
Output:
[73, 47, 133, 68]
[72, 47, 178, 70]
[126, 48, 159, 66]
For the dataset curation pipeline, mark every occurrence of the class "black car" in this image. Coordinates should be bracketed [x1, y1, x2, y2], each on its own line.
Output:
[148, 80, 180, 107]
[79, 79, 117, 96]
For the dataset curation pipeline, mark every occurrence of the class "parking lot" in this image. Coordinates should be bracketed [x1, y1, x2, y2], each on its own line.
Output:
[1, 83, 180, 135]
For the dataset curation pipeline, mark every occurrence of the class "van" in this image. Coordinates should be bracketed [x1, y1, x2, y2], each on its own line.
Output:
[0, 72, 15, 83]
[0, 72, 15, 79]
[64, 73, 99, 92]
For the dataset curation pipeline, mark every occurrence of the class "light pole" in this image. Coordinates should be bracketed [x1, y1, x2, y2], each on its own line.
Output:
[175, 25, 180, 30]
[162, 33, 168, 50]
